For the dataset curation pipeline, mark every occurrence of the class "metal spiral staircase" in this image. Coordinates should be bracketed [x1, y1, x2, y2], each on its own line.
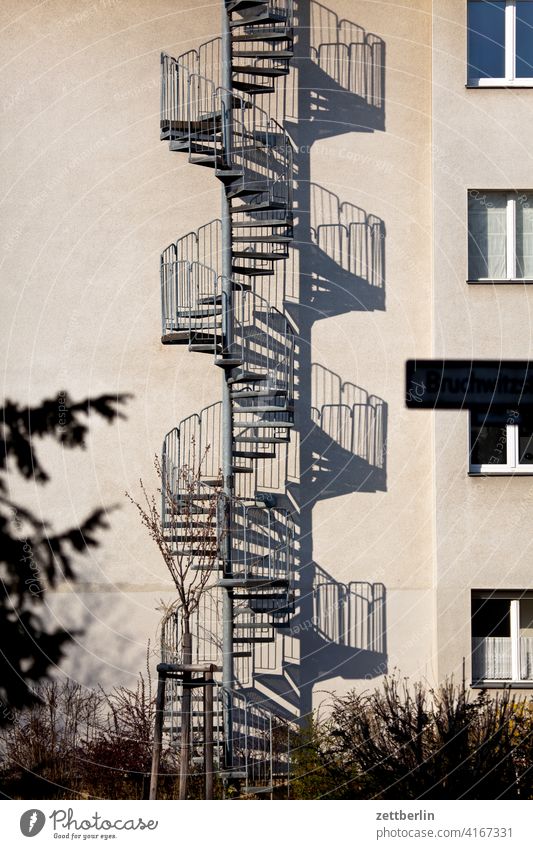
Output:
[155, 0, 296, 797]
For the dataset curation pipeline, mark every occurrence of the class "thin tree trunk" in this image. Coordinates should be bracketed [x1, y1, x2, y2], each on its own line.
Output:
[179, 626, 192, 800]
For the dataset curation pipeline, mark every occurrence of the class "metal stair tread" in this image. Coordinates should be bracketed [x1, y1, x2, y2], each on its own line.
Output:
[231, 81, 275, 94]
[231, 218, 292, 227]
[233, 435, 288, 443]
[218, 577, 289, 588]
[231, 31, 291, 41]
[231, 64, 288, 76]
[231, 265, 275, 276]
[233, 419, 294, 427]
[232, 234, 292, 243]
[228, 371, 269, 383]
[231, 389, 287, 397]
[233, 404, 291, 413]
[232, 50, 293, 58]
[232, 249, 287, 258]
[231, 200, 287, 213]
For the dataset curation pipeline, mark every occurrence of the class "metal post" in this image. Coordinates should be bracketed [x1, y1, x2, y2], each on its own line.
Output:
[220, 0, 234, 774]
[179, 630, 193, 799]
[149, 669, 167, 800]
[204, 668, 215, 799]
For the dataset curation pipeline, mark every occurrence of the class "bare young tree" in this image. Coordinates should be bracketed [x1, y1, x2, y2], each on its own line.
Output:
[127, 446, 222, 799]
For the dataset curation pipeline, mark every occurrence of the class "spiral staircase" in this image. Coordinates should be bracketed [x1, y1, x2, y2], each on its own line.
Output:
[157, 0, 296, 796]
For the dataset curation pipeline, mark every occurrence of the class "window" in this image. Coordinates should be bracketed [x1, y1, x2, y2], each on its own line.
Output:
[469, 409, 533, 473]
[472, 592, 533, 683]
[468, 1, 533, 86]
[468, 191, 533, 281]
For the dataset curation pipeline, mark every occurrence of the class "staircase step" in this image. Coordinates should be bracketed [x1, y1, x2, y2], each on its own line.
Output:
[214, 356, 243, 368]
[232, 235, 291, 244]
[161, 330, 189, 345]
[231, 31, 291, 42]
[231, 265, 274, 276]
[232, 50, 293, 59]
[233, 651, 253, 658]
[233, 636, 275, 644]
[231, 81, 275, 94]
[230, 13, 288, 28]
[232, 449, 276, 459]
[228, 371, 269, 384]
[226, 181, 271, 198]
[234, 419, 294, 427]
[233, 435, 288, 443]
[218, 577, 289, 588]
[231, 218, 291, 228]
[231, 389, 287, 398]
[231, 200, 287, 214]
[187, 308, 222, 317]
[232, 65, 288, 77]
[234, 404, 291, 413]
[226, 0, 266, 8]
[232, 249, 287, 259]
[232, 464, 254, 474]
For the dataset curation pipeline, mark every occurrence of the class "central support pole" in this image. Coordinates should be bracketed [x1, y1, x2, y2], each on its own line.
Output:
[220, 0, 234, 774]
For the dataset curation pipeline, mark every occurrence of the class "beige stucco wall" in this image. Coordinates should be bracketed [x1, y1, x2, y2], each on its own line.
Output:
[0, 0, 435, 707]
[432, 1, 533, 689]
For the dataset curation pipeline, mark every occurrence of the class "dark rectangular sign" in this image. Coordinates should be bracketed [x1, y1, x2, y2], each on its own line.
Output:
[406, 360, 533, 409]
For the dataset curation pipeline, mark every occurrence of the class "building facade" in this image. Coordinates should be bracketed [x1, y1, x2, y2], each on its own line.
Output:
[1, 0, 532, 722]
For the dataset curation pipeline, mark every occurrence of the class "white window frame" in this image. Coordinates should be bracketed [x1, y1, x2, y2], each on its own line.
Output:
[467, 0, 533, 87]
[467, 190, 533, 282]
[469, 411, 533, 474]
[472, 592, 533, 684]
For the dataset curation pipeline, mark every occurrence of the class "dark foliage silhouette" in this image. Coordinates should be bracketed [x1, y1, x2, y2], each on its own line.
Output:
[0, 391, 129, 722]
[292, 677, 533, 799]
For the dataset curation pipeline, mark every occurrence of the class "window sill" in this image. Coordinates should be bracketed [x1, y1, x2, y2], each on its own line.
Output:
[469, 471, 533, 476]
[472, 681, 533, 689]
[466, 81, 533, 89]
[466, 284, 533, 286]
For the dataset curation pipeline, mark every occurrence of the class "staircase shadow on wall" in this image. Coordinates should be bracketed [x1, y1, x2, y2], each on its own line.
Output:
[239, 2, 389, 720]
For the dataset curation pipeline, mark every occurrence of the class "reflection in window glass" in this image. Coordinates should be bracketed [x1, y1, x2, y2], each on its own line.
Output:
[518, 417, 533, 464]
[516, 1, 533, 77]
[517, 193, 533, 277]
[470, 423, 507, 465]
[472, 598, 510, 638]
[468, 192, 507, 279]
[468, 1, 506, 79]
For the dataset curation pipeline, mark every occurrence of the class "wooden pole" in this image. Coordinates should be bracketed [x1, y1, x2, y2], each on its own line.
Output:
[149, 670, 167, 800]
[204, 668, 214, 800]
[179, 629, 193, 800]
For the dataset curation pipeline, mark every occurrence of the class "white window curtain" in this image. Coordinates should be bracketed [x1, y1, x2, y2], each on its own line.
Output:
[472, 636, 512, 679]
[516, 193, 533, 277]
[468, 192, 507, 278]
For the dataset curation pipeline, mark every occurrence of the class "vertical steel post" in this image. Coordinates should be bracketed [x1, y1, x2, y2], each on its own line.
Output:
[204, 668, 214, 799]
[220, 0, 234, 774]
[149, 669, 167, 800]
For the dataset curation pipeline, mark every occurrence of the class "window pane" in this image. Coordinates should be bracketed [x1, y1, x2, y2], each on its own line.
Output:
[472, 598, 511, 637]
[472, 598, 511, 680]
[470, 422, 508, 465]
[519, 598, 533, 680]
[516, 192, 533, 277]
[518, 415, 533, 463]
[516, 1, 533, 77]
[467, 1, 506, 80]
[468, 192, 507, 279]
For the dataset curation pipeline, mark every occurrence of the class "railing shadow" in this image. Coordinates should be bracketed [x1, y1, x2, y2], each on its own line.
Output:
[306, 363, 387, 499]
[282, 0, 385, 141]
